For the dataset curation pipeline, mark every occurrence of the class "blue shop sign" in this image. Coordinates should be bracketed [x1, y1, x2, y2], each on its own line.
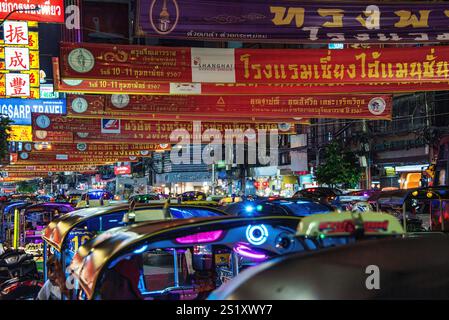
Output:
[0, 98, 66, 125]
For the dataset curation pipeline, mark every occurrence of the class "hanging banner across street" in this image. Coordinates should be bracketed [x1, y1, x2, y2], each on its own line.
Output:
[136, 0, 449, 44]
[65, 93, 393, 120]
[53, 57, 449, 95]
[60, 43, 449, 86]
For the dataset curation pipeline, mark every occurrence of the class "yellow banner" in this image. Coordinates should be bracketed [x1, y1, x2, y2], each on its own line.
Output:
[9, 125, 32, 142]
[29, 50, 39, 69]
[28, 32, 39, 50]
[23, 69, 40, 87]
[0, 87, 40, 98]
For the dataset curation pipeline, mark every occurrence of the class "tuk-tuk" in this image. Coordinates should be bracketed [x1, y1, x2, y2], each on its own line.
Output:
[19, 203, 74, 272]
[76, 190, 114, 209]
[66, 191, 83, 208]
[41, 202, 229, 290]
[21, 203, 74, 245]
[68, 215, 303, 300]
[8, 194, 37, 203]
[368, 186, 449, 232]
[208, 235, 449, 299]
[295, 211, 404, 250]
[334, 189, 380, 212]
[209, 211, 408, 300]
[0, 201, 31, 246]
[218, 195, 243, 206]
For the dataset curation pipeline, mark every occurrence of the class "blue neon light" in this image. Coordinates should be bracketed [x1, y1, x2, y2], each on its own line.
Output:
[246, 224, 269, 246]
[133, 245, 148, 254]
[245, 205, 255, 213]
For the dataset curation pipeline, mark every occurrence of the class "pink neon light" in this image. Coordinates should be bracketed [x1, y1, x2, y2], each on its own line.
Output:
[175, 230, 223, 244]
[233, 244, 268, 260]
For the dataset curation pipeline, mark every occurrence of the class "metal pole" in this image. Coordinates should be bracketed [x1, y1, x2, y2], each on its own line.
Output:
[173, 249, 179, 287]
[362, 120, 371, 190]
[43, 241, 48, 282]
[402, 203, 407, 234]
[13, 208, 19, 249]
[211, 164, 215, 195]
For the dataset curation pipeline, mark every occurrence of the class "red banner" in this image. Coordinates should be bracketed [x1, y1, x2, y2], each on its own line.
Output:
[54, 57, 449, 95]
[60, 43, 449, 85]
[31, 121, 295, 144]
[60, 42, 192, 82]
[65, 94, 392, 120]
[31, 143, 170, 153]
[233, 46, 449, 84]
[32, 114, 297, 133]
[1, 172, 48, 178]
[14, 152, 139, 163]
[114, 165, 131, 175]
[0, 0, 64, 23]
[32, 130, 73, 143]
[2, 164, 99, 172]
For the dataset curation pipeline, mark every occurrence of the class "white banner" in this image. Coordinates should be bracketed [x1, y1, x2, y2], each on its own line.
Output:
[191, 48, 235, 83]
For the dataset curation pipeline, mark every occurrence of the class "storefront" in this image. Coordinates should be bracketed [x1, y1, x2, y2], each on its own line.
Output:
[155, 172, 212, 195]
[378, 164, 430, 189]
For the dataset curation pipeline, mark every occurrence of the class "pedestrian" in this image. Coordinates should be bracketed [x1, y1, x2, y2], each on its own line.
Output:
[36, 255, 69, 300]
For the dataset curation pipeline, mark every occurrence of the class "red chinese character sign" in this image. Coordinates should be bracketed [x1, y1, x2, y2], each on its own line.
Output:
[3, 21, 28, 44]
[1, 21, 39, 97]
[5, 47, 29, 70]
[5, 73, 30, 97]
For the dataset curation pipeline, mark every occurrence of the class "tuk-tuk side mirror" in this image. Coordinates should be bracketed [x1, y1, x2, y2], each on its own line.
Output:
[123, 199, 137, 224]
[162, 199, 171, 220]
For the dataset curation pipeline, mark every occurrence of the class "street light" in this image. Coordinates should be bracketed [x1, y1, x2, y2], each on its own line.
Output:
[0, 6, 41, 27]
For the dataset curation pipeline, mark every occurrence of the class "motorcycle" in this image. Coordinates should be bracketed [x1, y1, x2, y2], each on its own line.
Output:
[0, 249, 42, 300]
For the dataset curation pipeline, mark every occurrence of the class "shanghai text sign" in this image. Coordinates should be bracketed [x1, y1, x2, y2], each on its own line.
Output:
[60, 43, 449, 86]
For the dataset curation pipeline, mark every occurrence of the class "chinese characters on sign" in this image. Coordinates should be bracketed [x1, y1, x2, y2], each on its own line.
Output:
[5, 73, 30, 97]
[1, 21, 40, 98]
[3, 21, 28, 44]
[5, 47, 30, 70]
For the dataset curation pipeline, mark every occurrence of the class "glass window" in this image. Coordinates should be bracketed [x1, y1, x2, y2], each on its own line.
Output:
[141, 249, 188, 292]
[169, 207, 222, 219]
[84, 212, 127, 231]
[280, 201, 332, 216]
[134, 209, 166, 222]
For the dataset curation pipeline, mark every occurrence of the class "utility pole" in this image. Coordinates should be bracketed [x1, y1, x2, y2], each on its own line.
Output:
[362, 120, 371, 189]
[211, 164, 215, 195]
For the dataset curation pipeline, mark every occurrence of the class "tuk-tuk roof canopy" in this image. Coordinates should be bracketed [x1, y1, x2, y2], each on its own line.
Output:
[41, 203, 227, 252]
[296, 211, 404, 237]
[24, 202, 74, 213]
[210, 235, 449, 299]
[69, 215, 303, 300]
[2, 201, 30, 214]
[368, 186, 449, 205]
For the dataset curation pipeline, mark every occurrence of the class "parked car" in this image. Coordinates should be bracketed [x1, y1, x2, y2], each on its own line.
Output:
[223, 198, 335, 217]
[180, 191, 207, 201]
[76, 190, 114, 208]
[293, 187, 343, 204]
